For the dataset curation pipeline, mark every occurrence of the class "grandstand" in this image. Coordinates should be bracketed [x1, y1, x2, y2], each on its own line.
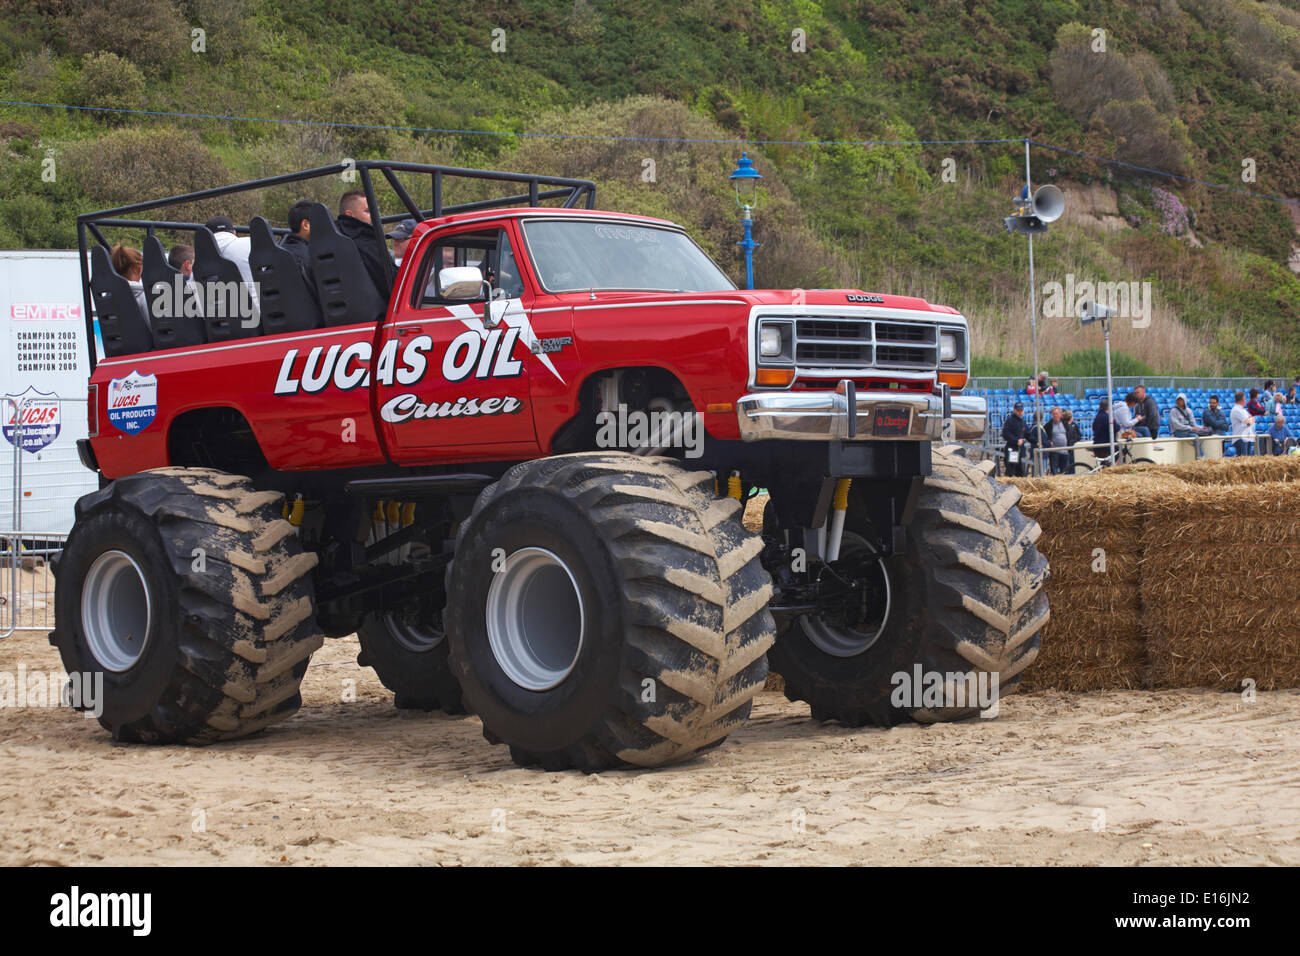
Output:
[969, 378, 1296, 456]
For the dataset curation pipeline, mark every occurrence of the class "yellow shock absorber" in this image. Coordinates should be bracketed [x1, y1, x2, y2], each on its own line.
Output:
[825, 479, 852, 562]
[727, 471, 743, 501]
[288, 495, 305, 527]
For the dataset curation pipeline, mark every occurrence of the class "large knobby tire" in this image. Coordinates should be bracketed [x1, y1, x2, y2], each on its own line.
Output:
[444, 452, 775, 772]
[51, 467, 324, 743]
[356, 609, 464, 714]
[768, 446, 1048, 726]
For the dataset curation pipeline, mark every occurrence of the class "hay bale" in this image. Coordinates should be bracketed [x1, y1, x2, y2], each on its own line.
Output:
[1109, 455, 1300, 485]
[1140, 479, 1300, 689]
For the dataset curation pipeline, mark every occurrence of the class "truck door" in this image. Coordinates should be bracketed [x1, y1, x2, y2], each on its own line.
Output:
[376, 225, 538, 458]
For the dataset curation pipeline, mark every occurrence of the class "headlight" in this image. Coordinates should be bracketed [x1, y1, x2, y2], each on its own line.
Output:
[940, 332, 958, 363]
[760, 327, 783, 357]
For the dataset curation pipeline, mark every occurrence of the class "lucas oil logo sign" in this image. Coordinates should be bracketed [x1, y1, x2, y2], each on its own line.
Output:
[107, 371, 158, 435]
[2, 387, 61, 453]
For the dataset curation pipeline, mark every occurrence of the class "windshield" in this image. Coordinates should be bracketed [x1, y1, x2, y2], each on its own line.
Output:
[521, 219, 736, 293]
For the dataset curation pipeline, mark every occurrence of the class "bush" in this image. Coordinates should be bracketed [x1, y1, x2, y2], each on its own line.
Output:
[322, 72, 406, 155]
[63, 128, 253, 226]
[63, 0, 188, 76]
[76, 53, 146, 124]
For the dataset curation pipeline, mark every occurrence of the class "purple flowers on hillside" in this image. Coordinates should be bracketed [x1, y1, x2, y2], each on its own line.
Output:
[1151, 186, 1189, 235]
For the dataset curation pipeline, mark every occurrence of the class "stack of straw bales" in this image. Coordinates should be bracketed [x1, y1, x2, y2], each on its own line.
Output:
[1009, 458, 1300, 692]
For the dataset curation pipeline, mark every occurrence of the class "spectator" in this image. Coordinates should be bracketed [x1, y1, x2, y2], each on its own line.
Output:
[1002, 401, 1030, 476]
[204, 215, 259, 312]
[1230, 390, 1256, 457]
[110, 243, 147, 317]
[336, 189, 394, 299]
[386, 218, 416, 266]
[280, 200, 313, 272]
[1134, 384, 1160, 438]
[1169, 392, 1211, 457]
[1202, 394, 1229, 435]
[1062, 408, 1082, 471]
[1045, 406, 1069, 474]
[1114, 392, 1149, 438]
[1091, 399, 1115, 462]
[1247, 388, 1266, 418]
[1266, 413, 1296, 455]
[168, 243, 194, 280]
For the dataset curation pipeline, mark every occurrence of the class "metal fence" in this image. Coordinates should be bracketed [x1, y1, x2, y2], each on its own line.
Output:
[0, 395, 95, 638]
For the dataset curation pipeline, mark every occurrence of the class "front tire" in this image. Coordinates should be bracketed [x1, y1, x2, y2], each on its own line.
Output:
[445, 452, 774, 772]
[52, 468, 324, 743]
[768, 446, 1048, 726]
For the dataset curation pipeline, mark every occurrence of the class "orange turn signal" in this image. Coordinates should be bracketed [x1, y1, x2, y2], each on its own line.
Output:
[755, 368, 795, 387]
[938, 370, 968, 391]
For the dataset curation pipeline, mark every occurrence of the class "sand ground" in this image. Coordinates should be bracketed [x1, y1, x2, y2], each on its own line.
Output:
[1, 627, 1296, 866]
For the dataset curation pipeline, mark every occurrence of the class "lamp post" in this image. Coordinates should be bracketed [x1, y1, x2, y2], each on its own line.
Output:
[1002, 141, 1064, 474]
[729, 152, 762, 289]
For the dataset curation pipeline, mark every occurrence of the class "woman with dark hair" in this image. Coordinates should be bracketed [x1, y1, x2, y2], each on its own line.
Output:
[110, 243, 147, 317]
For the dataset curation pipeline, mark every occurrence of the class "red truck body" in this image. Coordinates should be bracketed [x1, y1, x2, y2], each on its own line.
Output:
[87, 207, 969, 478]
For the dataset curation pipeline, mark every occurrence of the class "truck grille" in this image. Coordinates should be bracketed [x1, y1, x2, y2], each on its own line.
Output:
[786, 316, 938, 371]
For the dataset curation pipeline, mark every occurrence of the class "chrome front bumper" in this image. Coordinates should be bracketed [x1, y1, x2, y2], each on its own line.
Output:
[736, 387, 987, 442]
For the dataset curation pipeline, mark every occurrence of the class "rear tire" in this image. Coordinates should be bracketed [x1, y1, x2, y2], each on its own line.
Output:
[356, 608, 464, 713]
[445, 452, 774, 772]
[768, 446, 1048, 726]
[52, 468, 324, 743]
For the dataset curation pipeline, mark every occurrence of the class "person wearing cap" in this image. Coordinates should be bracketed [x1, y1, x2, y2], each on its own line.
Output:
[204, 214, 258, 310]
[386, 218, 416, 266]
[1001, 401, 1030, 476]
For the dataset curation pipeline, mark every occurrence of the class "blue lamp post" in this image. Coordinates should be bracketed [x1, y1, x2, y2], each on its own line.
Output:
[729, 152, 763, 289]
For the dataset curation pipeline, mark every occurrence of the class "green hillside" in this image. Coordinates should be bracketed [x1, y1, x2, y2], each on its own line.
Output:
[2, 0, 1299, 376]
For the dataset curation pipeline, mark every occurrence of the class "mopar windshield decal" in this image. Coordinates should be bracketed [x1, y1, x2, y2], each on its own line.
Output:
[2, 387, 62, 453]
[106, 371, 158, 435]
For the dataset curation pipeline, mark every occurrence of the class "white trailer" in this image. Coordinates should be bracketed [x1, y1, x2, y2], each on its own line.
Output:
[0, 250, 102, 535]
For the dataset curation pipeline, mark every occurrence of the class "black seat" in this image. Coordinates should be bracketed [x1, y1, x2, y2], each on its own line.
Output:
[142, 235, 206, 350]
[249, 217, 322, 335]
[193, 226, 260, 341]
[306, 203, 386, 327]
[89, 245, 152, 358]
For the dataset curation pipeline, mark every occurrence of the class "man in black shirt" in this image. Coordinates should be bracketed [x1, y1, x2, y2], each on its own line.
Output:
[1002, 401, 1030, 476]
[336, 189, 394, 299]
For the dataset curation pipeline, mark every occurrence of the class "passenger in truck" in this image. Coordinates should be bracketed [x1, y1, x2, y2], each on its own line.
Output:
[281, 199, 314, 276]
[168, 243, 194, 280]
[204, 214, 259, 308]
[336, 190, 394, 299]
[110, 243, 148, 317]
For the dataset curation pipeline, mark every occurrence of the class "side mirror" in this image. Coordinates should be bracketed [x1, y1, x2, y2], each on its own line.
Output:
[439, 266, 487, 300]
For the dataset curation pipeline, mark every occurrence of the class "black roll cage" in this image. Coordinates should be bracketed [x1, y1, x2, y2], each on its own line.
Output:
[75, 159, 597, 371]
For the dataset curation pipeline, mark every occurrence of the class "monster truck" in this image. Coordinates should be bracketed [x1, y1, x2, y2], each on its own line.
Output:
[54, 160, 1047, 770]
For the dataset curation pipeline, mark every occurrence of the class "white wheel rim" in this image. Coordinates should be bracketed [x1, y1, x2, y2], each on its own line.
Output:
[383, 612, 443, 654]
[485, 547, 585, 691]
[801, 532, 892, 658]
[81, 549, 152, 672]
